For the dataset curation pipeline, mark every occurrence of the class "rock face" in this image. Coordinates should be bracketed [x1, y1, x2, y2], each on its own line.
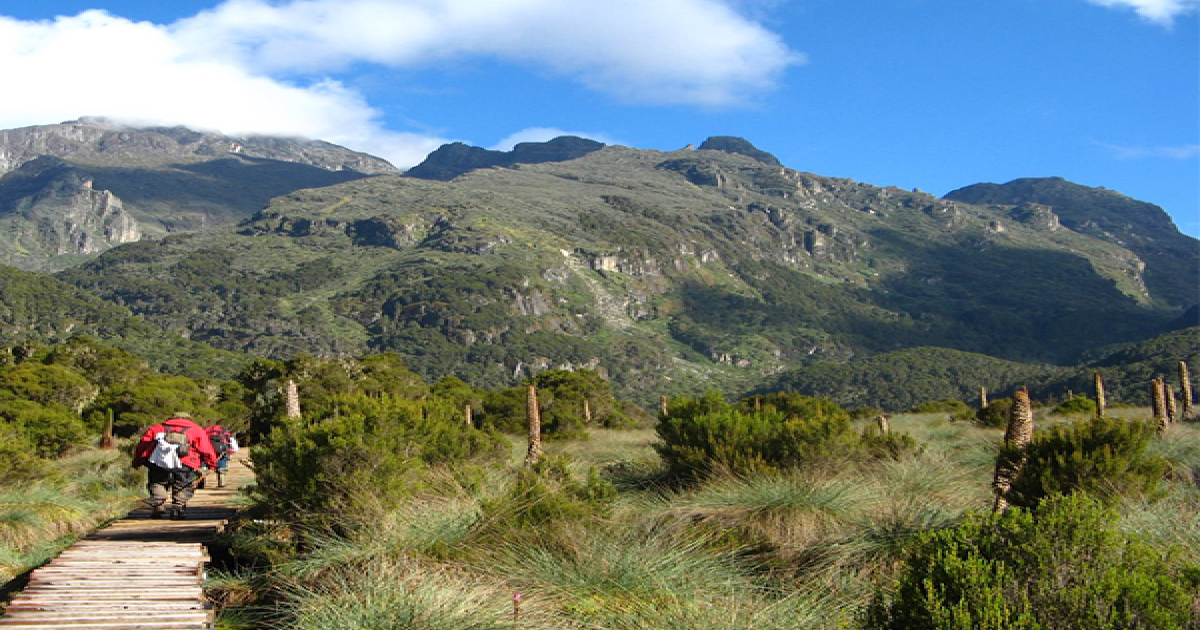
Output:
[0, 118, 399, 175]
[945, 177, 1198, 309]
[0, 118, 397, 270]
[406, 136, 605, 180]
[0, 157, 141, 261]
[696, 136, 781, 165]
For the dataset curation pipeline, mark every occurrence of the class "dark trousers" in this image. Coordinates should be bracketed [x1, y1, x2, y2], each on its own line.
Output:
[146, 465, 198, 510]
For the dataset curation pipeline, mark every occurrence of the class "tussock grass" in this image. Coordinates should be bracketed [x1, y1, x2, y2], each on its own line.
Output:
[0, 447, 140, 583]
[278, 559, 536, 630]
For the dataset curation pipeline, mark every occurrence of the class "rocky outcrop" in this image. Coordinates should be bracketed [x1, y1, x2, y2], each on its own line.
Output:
[696, 136, 781, 165]
[406, 136, 605, 181]
[0, 157, 141, 268]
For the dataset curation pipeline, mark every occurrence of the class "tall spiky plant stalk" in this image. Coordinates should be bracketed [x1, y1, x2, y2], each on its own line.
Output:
[1165, 384, 1178, 422]
[1093, 371, 1107, 418]
[980, 387, 989, 409]
[284, 379, 301, 419]
[660, 395, 669, 418]
[524, 385, 543, 466]
[100, 408, 115, 450]
[992, 388, 1034, 512]
[1180, 361, 1194, 420]
[583, 398, 592, 424]
[877, 414, 890, 435]
[464, 404, 473, 428]
[1152, 378, 1168, 435]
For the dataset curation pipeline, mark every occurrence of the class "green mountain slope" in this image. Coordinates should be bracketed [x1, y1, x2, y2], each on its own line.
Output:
[53, 140, 1196, 402]
[0, 264, 248, 378]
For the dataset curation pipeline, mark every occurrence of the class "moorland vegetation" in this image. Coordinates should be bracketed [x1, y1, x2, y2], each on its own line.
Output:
[2, 338, 1196, 629]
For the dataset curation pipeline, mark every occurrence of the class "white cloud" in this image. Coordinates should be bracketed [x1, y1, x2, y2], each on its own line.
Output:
[0, 1, 797, 168]
[172, 0, 801, 106]
[1086, 0, 1199, 25]
[488, 127, 617, 151]
[0, 10, 447, 167]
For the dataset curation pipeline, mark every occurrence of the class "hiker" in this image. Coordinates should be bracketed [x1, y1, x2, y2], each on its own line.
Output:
[203, 424, 239, 488]
[131, 412, 218, 519]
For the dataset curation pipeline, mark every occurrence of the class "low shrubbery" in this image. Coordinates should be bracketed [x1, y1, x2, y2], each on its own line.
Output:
[866, 493, 1198, 630]
[655, 392, 918, 480]
[1003, 416, 1168, 509]
[250, 393, 506, 521]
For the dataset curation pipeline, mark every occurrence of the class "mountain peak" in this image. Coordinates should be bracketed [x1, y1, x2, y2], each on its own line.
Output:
[696, 136, 780, 165]
[405, 136, 606, 181]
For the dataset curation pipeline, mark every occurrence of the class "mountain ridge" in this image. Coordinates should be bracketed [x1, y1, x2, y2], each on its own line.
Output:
[46, 138, 1196, 402]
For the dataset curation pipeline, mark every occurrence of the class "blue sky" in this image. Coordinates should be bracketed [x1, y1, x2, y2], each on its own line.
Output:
[2, 0, 1196, 236]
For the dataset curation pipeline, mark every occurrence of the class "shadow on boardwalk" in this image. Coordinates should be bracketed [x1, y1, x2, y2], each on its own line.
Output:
[0, 451, 254, 629]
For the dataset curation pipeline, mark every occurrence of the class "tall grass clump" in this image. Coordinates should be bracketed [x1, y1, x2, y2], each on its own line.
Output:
[277, 559, 531, 630]
[865, 493, 1198, 630]
[0, 447, 141, 583]
[489, 524, 850, 630]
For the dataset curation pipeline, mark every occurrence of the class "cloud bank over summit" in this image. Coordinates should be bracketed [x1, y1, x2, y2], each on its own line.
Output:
[0, 0, 797, 168]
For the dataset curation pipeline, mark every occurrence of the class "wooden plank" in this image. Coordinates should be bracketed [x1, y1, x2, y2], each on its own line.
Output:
[0, 451, 254, 628]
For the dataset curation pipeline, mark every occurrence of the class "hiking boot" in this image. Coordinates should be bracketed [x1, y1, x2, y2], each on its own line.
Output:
[169, 506, 187, 520]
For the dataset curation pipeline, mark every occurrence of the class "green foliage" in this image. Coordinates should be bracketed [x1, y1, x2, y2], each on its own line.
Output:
[0, 424, 49, 483]
[86, 374, 219, 437]
[477, 455, 616, 537]
[866, 493, 1197, 630]
[655, 392, 862, 479]
[476, 369, 638, 437]
[1004, 417, 1169, 509]
[0, 362, 95, 411]
[976, 398, 1014, 428]
[910, 399, 972, 415]
[0, 400, 90, 458]
[1051, 395, 1097, 416]
[768, 347, 1063, 412]
[251, 393, 504, 519]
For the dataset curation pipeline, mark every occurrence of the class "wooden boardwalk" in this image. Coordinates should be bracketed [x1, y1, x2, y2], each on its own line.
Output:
[0, 451, 252, 629]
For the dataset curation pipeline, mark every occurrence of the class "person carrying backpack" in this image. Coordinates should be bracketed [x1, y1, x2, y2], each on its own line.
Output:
[203, 424, 238, 488]
[131, 412, 218, 519]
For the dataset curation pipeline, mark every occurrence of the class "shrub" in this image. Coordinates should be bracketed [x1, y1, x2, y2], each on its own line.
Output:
[1004, 416, 1168, 509]
[0, 400, 90, 458]
[477, 456, 616, 538]
[656, 392, 859, 479]
[251, 394, 505, 519]
[865, 493, 1198, 630]
[1051, 395, 1097, 416]
[976, 398, 1014, 428]
[910, 399, 971, 415]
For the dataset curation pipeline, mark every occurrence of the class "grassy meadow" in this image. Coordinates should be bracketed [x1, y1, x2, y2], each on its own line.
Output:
[208, 407, 1200, 630]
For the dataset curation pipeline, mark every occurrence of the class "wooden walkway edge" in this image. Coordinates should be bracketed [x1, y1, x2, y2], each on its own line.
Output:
[0, 451, 253, 629]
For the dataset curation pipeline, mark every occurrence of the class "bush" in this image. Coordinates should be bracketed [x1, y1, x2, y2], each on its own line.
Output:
[910, 399, 971, 415]
[976, 398, 1014, 428]
[865, 493, 1198, 630]
[1003, 416, 1168, 509]
[1052, 395, 1097, 416]
[0, 400, 91, 458]
[477, 456, 616, 539]
[251, 394, 505, 519]
[655, 392, 859, 479]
